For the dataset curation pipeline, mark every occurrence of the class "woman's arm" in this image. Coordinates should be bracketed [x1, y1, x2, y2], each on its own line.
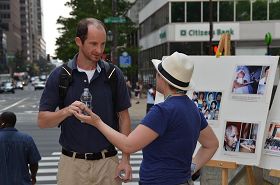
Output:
[192, 125, 219, 174]
[72, 102, 159, 154]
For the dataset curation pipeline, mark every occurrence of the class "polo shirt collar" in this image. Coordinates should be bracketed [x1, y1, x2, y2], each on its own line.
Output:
[0, 127, 17, 132]
[70, 53, 104, 73]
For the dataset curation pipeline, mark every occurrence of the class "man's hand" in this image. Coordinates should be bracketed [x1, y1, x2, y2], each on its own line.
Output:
[65, 101, 84, 116]
[115, 159, 132, 182]
[31, 176, 36, 185]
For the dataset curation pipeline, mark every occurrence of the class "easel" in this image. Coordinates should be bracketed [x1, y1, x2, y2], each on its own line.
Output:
[269, 169, 280, 185]
[205, 33, 256, 185]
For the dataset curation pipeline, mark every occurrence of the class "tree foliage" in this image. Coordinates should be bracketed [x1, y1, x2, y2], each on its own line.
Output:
[55, 0, 137, 62]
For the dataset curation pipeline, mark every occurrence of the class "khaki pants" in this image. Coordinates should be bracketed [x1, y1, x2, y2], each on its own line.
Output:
[57, 154, 121, 185]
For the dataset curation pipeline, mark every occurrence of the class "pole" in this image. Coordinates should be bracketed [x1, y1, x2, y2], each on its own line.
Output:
[267, 45, 270, 55]
[112, 0, 117, 65]
[209, 0, 213, 55]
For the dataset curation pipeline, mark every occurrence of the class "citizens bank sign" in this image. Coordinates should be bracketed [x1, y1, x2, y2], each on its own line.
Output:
[175, 23, 239, 41]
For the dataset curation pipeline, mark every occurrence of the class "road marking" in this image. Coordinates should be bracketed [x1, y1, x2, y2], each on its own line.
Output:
[0, 98, 29, 111]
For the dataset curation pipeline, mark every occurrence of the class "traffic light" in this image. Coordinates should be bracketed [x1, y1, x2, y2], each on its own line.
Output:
[213, 45, 218, 55]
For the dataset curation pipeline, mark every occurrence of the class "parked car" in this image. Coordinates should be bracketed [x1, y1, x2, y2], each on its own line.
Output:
[15, 81, 24, 90]
[0, 82, 15, 93]
[34, 80, 45, 90]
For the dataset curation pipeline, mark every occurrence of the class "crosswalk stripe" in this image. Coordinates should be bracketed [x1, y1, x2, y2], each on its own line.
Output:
[37, 176, 57, 181]
[38, 168, 58, 173]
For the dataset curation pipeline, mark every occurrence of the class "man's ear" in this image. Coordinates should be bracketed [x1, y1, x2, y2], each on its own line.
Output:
[75, 37, 82, 47]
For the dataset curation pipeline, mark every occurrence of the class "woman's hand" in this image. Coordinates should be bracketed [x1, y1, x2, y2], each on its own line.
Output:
[72, 101, 102, 127]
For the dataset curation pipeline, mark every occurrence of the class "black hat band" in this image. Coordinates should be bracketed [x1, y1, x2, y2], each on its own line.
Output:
[158, 63, 189, 88]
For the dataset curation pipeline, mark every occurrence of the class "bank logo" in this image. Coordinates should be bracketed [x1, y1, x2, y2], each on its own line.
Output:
[180, 28, 234, 37]
[180, 30, 187, 36]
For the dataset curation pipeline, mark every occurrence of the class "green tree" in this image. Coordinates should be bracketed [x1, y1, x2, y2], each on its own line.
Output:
[55, 0, 137, 63]
[14, 50, 26, 72]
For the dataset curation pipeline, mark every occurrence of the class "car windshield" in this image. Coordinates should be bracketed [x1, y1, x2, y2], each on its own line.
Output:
[4, 83, 12, 87]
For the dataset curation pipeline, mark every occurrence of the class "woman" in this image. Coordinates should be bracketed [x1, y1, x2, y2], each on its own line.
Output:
[72, 52, 219, 185]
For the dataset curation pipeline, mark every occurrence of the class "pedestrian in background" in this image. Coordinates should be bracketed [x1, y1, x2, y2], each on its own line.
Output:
[0, 111, 41, 185]
[126, 79, 132, 99]
[73, 52, 219, 185]
[134, 81, 141, 104]
[146, 83, 155, 113]
[37, 18, 132, 185]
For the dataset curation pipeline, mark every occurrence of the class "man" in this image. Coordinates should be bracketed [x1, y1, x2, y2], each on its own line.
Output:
[224, 124, 240, 152]
[0, 111, 41, 185]
[38, 18, 132, 185]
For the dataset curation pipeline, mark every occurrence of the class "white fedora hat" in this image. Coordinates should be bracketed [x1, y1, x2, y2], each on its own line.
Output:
[152, 52, 194, 91]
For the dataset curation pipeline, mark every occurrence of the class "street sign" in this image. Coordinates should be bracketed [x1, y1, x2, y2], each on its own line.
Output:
[104, 17, 126, 24]
[119, 52, 131, 68]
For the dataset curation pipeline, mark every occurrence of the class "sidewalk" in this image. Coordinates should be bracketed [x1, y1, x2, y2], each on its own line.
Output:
[128, 96, 147, 123]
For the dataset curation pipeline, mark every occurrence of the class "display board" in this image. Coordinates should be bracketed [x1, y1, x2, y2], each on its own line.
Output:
[154, 55, 279, 166]
[259, 78, 280, 170]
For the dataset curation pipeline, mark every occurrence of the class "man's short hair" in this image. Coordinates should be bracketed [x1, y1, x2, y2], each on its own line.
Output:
[0, 111, 17, 127]
[76, 18, 106, 44]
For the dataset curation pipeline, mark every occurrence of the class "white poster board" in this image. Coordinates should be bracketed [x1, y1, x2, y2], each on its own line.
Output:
[155, 56, 279, 166]
[259, 78, 280, 170]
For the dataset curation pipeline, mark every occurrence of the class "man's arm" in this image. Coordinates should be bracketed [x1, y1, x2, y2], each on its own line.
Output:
[38, 101, 81, 128]
[29, 163, 38, 185]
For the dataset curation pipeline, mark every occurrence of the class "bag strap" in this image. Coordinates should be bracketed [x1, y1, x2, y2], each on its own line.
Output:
[58, 60, 73, 109]
[103, 60, 117, 106]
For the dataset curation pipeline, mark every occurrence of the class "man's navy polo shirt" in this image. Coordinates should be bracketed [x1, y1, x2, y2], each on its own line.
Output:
[39, 55, 131, 153]
[0, 128, 41, 185]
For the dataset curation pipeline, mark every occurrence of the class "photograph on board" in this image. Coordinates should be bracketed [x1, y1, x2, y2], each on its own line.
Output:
[192, 91, 222, 121]
[224, 121, 258, 153]
[232, 65, 269, 95]
[264, 122, 280, 156]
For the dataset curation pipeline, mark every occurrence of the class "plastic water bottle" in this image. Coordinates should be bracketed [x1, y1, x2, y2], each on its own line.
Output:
[80, 88, 92, 115]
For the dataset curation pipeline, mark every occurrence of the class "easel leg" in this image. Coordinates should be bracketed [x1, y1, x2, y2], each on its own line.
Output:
[246, 166, 256, 185]
[222, 168, 228, 185]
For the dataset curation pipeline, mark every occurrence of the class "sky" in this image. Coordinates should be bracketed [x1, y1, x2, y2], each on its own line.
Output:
[42, 0, 71, 56]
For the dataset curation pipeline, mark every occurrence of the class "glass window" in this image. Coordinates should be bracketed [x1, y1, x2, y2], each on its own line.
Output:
[139, 4, 168, 38]
[253, 0, 267, 20]
[203, 1, 217, 22]
[171, 2, 185, 22]
[170, 42, 202, 55]
[187, 2, 201, 22]
[269, 0, 280, 20]
[236, 0, 250, 21]
[219, 1, 234, 21]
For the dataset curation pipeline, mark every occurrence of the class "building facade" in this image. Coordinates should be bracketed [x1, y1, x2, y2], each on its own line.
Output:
[0, 0, 21, 55]
[20, 0, 45, 64]
[0, 0, 45, 72]
[138, 0, 280, 84]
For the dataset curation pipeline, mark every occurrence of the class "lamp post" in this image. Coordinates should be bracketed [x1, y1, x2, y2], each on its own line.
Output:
[111, 0, 117, 65]
[209, 0, 213, 55]
[107, 30, 114, 63]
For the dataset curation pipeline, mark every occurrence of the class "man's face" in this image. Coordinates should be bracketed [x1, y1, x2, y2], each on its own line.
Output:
[78, 25, 106, 63]
[225, 125, 239, 150]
